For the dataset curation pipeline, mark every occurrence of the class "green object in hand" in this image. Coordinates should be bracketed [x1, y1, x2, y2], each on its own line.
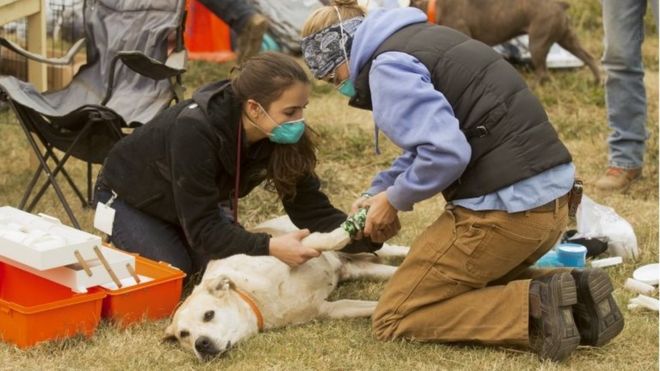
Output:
[341, 208, 368, 238]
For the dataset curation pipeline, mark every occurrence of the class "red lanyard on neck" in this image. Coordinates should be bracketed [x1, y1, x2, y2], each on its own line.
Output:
[233, 123, 242, 224]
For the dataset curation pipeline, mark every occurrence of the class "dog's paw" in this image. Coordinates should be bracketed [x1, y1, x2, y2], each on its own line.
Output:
[302, 228, 350, 251]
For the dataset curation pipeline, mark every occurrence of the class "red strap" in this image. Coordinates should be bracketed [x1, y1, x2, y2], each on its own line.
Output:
[233, 124, 242, 224]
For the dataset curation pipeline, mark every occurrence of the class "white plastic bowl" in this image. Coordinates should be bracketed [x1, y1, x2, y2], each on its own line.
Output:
[633, 263, 660, 286]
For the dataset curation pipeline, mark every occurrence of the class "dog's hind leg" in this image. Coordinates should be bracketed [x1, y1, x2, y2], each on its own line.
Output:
[557, 28, 601, 84]
[319, 299, 377, 319]
[339, 259, 398, 281]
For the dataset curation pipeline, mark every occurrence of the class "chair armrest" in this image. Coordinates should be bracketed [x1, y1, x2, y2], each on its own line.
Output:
[101, 50, 187, 105]
[0, 37, 85, 66]
[117, 50, 187, 80]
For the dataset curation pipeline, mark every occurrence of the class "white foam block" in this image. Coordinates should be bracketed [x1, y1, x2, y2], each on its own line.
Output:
[0, 206, 102, 270]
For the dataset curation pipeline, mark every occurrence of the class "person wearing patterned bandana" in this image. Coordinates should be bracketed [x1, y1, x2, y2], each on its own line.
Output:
[301, 0, 624, 362]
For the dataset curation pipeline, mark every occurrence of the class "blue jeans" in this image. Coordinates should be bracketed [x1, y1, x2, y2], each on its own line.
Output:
[197, 0, 255, 32]
[95, 188, 208, 276]
[602, 0, 658, 169]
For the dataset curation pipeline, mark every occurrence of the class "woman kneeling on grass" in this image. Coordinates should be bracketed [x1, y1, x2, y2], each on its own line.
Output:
[94, 52, 379, 276]
[301, 0, 624, 362]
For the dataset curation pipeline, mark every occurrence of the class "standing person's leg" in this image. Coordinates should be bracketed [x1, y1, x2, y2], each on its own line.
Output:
[197, 0, 254, 31]
[373, 198, 578, 360]
[196, 0, 268, 63]
[596, 0, 648, 191]
[95, 189, 195, 276]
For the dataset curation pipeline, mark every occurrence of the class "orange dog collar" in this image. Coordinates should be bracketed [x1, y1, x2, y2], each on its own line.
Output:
[234, 288, 264, 332]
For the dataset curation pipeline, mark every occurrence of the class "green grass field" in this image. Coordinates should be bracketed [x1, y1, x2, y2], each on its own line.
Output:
[0, 1, 658, 369]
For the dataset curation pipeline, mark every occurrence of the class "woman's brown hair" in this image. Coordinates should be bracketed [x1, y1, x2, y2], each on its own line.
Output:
[231, 52, 317, 200]
[302, 0, 365, 37]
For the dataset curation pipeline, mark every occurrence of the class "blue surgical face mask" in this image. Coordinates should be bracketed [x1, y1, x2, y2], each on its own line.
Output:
[337, 79, 356, 98]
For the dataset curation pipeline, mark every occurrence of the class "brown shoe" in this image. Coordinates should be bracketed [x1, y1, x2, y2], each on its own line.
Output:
[529, 272, 580, 362]
[594, 167, 641, 192]
[236, 14, 268, 64]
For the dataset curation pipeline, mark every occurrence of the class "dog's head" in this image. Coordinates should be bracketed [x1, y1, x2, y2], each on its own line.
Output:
[164, 275, 260, 361]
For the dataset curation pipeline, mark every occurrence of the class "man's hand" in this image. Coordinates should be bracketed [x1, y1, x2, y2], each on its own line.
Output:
[349, 194, 372, 240]
[362, 191, 400, 243]
[350, 194, 371, 214]
[268, 229, 321, 267]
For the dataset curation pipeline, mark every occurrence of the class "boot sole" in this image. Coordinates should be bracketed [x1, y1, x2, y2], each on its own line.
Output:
[571, 269, 624, 346]
[540, 273, 581, 362]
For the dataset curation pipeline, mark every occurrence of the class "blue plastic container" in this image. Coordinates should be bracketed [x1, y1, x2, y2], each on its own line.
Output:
[556, 243, 587, 268]
[535, 250, 563, 267]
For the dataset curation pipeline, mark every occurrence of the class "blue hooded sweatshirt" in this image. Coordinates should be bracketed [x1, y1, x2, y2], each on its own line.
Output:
[349, 8, 575, 212]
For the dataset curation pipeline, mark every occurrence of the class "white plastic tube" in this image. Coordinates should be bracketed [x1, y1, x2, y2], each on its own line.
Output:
[629, 295, 660, 311]
[590, 256, 623, 268]
[624, 278, 657, 296]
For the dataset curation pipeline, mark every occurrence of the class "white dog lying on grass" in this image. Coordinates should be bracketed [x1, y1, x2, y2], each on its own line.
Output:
[164, 215, 408, 361]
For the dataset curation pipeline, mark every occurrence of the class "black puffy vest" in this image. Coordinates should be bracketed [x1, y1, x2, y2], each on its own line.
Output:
[349, 23, 572, 201]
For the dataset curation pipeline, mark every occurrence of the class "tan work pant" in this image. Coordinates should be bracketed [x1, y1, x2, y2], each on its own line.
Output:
[373, 196, 569, 346]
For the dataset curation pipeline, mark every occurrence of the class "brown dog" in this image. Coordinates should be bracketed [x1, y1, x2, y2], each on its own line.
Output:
[410, 0, 600, 83]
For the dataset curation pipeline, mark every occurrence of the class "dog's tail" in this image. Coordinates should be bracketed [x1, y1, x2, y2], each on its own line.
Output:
[558, 1, 570, 10]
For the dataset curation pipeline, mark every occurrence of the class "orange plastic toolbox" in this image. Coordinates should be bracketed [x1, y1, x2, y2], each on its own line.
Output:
[0, 262, 106, 348]
[100, 254, 185, 327]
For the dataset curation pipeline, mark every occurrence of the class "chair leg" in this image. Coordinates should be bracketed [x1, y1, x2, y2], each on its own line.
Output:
[27, 149, 87, 211]
[59, 163, 87, 206]
[19, 143, 84, 209]
[87, 161, 94, 206]
[36, 148, 88, 207]
[26, 123, 93, 214]
[16, 118, 81, 229]
[19, 147, 51, 209]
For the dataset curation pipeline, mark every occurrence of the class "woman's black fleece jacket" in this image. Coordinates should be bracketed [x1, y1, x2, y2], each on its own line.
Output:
[102, 80, 379, 260]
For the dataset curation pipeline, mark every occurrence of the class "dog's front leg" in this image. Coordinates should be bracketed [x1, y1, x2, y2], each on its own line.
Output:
[375, 243, 410, 258]
[302, 228, 350, 251]
[318, 300, 377, 319]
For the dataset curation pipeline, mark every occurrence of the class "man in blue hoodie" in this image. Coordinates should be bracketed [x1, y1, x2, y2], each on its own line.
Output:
[302, 2, 624, 362]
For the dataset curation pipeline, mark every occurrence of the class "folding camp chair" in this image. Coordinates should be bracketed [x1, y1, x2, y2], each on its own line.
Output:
[0, 0, 187, 229]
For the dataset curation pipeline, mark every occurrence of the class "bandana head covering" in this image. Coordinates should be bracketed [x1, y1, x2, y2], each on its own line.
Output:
[301, 16, 364, 79]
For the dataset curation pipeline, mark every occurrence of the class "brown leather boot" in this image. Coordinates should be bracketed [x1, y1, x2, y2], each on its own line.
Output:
[236, 13, 268, 64]
[529, 272, 580, 362]
[594, 167, 642, 192]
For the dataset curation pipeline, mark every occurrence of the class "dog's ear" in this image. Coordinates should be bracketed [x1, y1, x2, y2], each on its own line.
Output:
[162, 323, 178, 344]
[205, 275, 236, 296]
